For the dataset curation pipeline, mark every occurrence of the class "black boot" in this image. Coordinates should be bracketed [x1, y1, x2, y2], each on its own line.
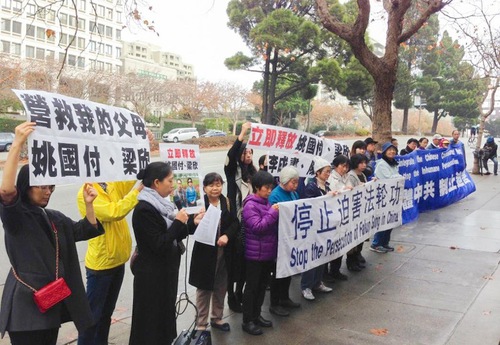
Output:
[227, 292, 242, 313]
[346, 255, 361, 272]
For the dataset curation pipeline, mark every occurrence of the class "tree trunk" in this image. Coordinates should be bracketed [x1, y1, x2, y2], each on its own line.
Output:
[372, 77, 395, 144]
[472, 116, 487, 174]
[401, 106, 409, 134]
[431, 110, 439, 134]
[266, 49, 279, 125]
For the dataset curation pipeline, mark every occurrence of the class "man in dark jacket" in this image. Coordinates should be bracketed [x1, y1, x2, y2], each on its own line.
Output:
[483, 136, 498, 175]
[400, 138, 419, 155]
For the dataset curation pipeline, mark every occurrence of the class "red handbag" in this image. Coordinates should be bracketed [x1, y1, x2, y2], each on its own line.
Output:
[12, 221, 72, 313]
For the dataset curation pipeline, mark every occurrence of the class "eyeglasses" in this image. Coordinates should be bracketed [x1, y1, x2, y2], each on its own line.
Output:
[34, 185, 56, 192]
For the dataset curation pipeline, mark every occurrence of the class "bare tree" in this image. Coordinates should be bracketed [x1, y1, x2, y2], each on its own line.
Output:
[444, 0, 500, 174]
[315, 0, 451, 143]
[211, 82, 250, 135]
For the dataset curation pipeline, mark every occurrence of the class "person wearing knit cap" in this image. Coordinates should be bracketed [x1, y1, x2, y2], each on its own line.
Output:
[299, 156, 336, 301]
[426, 134, 442, 149]
[268, 166, 301, 316]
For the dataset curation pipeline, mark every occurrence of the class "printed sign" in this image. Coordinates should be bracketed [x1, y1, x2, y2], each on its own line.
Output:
[13, 89, 150, 185]
[276, 178, 404, 278]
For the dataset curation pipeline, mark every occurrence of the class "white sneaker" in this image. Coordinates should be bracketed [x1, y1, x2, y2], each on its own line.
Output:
[313, 282, 333, 293]
[302, 288, 315, 300]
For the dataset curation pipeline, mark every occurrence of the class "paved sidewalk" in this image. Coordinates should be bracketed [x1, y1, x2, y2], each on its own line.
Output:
[2, 140, 500, 345]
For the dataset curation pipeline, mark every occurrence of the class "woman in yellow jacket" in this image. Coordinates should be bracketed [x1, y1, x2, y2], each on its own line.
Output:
[76, 181, 142, 345]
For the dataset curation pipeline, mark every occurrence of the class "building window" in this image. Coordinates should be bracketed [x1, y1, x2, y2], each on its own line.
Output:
[68, 54, 76, 66]
[36, 48, 45, 60]
[78, 37, 85, 49]
[46, 50, 54, 60]
[60, 13, 68, 26]
[116, 11, 122, 23]
[98, 5, 105, 17]
[105, 44, 112, 55]
[97, 23, 104, 34]
[25, 24, 34, 37]
[79, 0, 86, 11]
[106, 7, 113, 20]
[27, 3, 35, 16]
[12, 21, 21, 34]
[12, 0, 21, 11]
[77, 56, 85, 68]
[69, 35, 76, 47]
[105, 26, 112, 38]
[89, 21, 96, 32]
[1, 40, 10, 53]
[69, 15, 76, 27]
[12, 42, 20, 55]
[115, 47, 121, 58]
[37, 27, 45, 40]
[89, 40, 96, 52]
[47, 10, 56, 22]
[2, 0, 12, 10]
[105, 63, 112, 72]
[59, 52, 66, 62]
[1, 19, 11, 32]
[78, 18, 85, 30]
[26, 46, 35, 58]
[60, 33, 68, 45]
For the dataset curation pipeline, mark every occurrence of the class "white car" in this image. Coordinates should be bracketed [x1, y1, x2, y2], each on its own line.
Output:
[162, 128, 199, 143]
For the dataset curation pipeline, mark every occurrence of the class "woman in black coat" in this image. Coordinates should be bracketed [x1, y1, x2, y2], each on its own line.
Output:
[0, 122, 104, 345]
[189, 173, 239, 331]
[129, 162, 203, 345]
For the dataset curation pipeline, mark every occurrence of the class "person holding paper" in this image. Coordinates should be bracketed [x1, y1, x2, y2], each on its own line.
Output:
[268, 166, 302, 317]
[129, 162, 203, 345]
[188, 173, 239, 332]
[0, 122, 104, 345]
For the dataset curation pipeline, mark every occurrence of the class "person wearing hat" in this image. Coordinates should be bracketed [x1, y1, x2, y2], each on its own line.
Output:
[439, 138, 450, 149]
[268, 166, 302, 316]
[370, 142, 403, 254]
[299, 156, 336, 301]
[482, 136, 498, 175]
[427, 134, 442, 149]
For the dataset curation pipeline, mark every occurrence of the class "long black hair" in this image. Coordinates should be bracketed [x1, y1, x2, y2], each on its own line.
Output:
[137, 162, 173, 187]
[238, 143, 257, 183]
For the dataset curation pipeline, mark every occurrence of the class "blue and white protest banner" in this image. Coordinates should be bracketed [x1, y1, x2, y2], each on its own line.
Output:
[397, 143, 475, 224]
[13, 89, 150, 185]
[246, 124, 350, 173]
[276, 178, 404, 278]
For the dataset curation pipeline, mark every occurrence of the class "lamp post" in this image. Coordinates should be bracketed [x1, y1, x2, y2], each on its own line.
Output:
[414, 94, 426, 136]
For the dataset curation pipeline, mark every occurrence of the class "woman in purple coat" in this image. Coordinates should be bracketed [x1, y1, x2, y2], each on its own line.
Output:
[241, 171, 279, 336]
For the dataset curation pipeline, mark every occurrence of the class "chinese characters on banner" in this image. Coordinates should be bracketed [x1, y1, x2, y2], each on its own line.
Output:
[13, 89, 150, 185]
[159, 143, 203, 214]
[276, 178, 404, 278]
[246, 124, 350, 176]
[397, 143, 476, 224]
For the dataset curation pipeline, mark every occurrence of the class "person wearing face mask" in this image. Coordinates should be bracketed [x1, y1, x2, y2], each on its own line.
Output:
[370, 142, 403, 253]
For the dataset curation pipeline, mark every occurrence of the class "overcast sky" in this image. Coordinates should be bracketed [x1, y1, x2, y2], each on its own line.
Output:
[121, 0, 497, 90]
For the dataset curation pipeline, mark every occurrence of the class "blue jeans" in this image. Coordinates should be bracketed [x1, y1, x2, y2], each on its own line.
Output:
[372, 229, 392, 247]
[300, 264, 325, 290]
[78, 265, 125, 345]
[483, 156, 498, 174]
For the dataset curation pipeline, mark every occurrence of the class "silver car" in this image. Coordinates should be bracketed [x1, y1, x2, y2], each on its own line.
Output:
[0, 132, 14, 151]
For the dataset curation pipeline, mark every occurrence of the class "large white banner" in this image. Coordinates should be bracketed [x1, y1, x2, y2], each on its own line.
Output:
[246, 124, 350, 176]
[276, 178, 405, 278]
[13, 90, 150, 185]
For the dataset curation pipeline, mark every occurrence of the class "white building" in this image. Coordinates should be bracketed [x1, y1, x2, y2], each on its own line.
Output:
[1, 0, 124, 73]
[121, 41, 195, 81]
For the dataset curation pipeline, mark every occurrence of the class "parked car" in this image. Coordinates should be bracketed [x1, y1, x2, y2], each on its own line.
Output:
[0, 132, 14, 152]
[162, 128, 200, 143]
[201, 130, 227, 137]
[315, 130, 326, 138]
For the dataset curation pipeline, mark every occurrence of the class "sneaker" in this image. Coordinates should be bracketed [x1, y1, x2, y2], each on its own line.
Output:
[383, 245, 395, 252]
[313, 282, 332, 293]
[302, 288, 315, 301]
[370, 245, 389, 253]
[485, 171, 492, 175]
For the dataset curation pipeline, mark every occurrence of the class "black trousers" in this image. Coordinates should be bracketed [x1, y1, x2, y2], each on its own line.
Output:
[242, 260, 273, 323]
[9, 328, 59, 345]
[270, 262, 291, 306]
[325, 256, 343, 274]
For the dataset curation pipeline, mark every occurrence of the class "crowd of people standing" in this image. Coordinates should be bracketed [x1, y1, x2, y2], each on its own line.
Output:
[0, 122, 484, 344]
